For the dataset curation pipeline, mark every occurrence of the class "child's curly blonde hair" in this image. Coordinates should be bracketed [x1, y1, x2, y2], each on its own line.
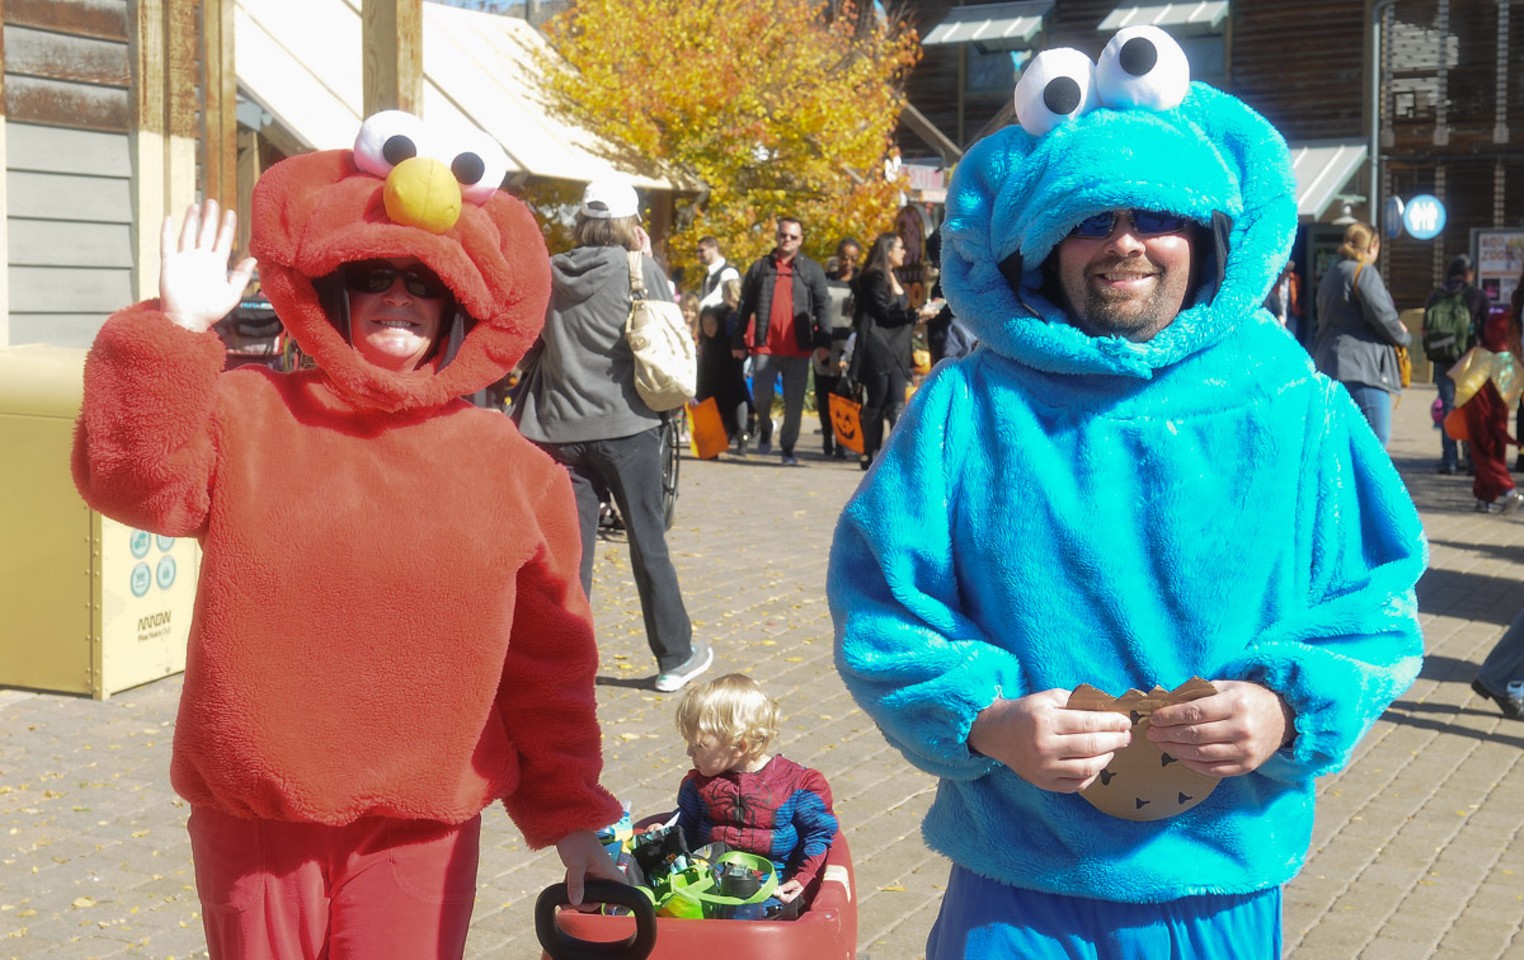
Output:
[674, 673, 780, 762]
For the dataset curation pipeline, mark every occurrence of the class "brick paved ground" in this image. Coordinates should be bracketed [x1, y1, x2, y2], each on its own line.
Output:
[2, 383, 1521, 959]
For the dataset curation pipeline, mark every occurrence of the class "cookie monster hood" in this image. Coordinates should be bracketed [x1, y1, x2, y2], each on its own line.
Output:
[250, 111, 551, 412]
[941, 27, 1297, 378]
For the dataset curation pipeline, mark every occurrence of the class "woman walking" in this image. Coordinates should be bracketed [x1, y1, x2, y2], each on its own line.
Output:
[1312, 222, 1410, 447]
[515, 176, 712, 693]
[849, 232, 938, 469]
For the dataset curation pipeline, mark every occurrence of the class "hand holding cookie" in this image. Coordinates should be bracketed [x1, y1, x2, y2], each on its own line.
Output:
[1146, 679, 1294, 778]
[968, 689, 1133, 793]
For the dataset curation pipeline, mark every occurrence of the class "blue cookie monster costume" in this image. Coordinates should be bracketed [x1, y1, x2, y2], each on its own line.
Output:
[828, 25, 1425, 952]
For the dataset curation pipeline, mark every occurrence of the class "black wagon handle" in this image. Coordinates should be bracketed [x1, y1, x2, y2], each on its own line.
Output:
[534, 881, 657, 960]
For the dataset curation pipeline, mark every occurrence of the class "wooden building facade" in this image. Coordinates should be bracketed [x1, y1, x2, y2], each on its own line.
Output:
[3, 0, 207, 349]
[898, 0, 1522, 312]
[0, 0, 688, 351]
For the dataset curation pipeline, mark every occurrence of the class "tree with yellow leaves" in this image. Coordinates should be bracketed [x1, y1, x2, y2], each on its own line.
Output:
[538, 0, 920, 280]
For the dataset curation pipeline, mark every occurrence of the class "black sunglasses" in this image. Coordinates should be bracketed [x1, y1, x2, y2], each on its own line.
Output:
[777, 231, 802, 241]
[343, 261, 449, 300]
[1068, 209, 1190, 240]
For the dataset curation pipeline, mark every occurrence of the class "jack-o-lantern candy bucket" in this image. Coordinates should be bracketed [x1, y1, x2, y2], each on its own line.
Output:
[828, 392, 864, 455]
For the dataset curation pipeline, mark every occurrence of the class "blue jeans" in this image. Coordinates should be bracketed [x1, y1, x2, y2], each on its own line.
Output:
[1435, 369, 1459, 468]
[1344, 382, 1392, 448]
[749, 353, 811, 454]
[1478, 607, 1524, 697]
[926, 865, 1281, 960]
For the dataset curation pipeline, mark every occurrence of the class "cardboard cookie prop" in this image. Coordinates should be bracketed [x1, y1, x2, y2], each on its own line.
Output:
[1067, 678, 1219, 822]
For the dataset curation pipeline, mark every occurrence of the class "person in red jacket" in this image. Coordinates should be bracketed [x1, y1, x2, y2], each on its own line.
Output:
[72, 112, 623, 960]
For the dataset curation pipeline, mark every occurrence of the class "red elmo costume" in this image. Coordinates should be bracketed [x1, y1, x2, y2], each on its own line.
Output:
[72, 114, 620, 846]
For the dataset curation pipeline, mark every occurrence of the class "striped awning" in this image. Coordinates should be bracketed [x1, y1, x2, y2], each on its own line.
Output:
[922, 2, 1053, 51]
[1099, 2, 1230, 35]
[1288, 140, 1369, 220]
[233, 0, 691, 191]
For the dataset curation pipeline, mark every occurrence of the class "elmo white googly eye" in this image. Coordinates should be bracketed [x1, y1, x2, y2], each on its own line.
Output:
[449, 129, 510, 205]
[1013, 48, 1099, 137]
[1096, 26, 1190, 111]
[353, 111, 434, 179]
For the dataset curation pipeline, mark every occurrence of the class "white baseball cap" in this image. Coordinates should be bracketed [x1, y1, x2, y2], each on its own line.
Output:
[579, 175, 640, 220]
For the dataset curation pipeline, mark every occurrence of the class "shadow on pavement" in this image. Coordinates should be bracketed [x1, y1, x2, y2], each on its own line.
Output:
[1429, 536, 1524, 566]
[595, 674, 654, 689]
[1416, 567, 1522, 627]
[1417, 653, 1488, 683]
[1383, 698, 1524, 749]
[1393, 459, 1489, 514]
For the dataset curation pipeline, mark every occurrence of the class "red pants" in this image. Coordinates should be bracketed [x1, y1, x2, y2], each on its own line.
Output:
[1465, 382, 1515, 502]
[187, 806, 480, 960]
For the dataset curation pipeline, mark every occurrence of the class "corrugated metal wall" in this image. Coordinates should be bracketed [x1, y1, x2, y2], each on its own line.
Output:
[897, 0, 1520, 317]
[1381, 0, 1521, 311]
[898, 1, 1006, 158]
[1230, 0, 1368, 141]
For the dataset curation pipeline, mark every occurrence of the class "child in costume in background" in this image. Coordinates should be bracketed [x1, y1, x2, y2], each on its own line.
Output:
[696, 280, 754, 453]
[72, 112, 622, 960]
[1461, 296, 1524, 513]
[674, 674, 838, 917]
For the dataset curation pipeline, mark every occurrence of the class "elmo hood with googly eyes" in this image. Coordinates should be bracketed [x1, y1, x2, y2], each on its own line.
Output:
[940, 26, 1298, 378]
[250, 111, 551, 412]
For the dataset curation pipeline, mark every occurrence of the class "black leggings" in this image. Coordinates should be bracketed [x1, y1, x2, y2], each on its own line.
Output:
[537, 428, 693, 671]
[859, 365, 908, 460]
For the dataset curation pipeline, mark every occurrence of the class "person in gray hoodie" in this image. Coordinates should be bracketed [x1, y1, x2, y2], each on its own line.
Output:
[1311, 222, 1410, 448]
[516, 176, 712, 693]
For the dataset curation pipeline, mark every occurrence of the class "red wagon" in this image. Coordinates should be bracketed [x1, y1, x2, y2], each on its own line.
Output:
[536, 831, 857, 960]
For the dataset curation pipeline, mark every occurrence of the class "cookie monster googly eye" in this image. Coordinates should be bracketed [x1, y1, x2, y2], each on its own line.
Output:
[1013, 47, 1099, 137]
[353, 111, 436, 179]
[1095, 25, 1190, 112]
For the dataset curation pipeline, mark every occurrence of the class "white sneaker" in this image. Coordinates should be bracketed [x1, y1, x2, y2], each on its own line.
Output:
[1505, 681, 1524, 721]
[654, 642, 713, 693]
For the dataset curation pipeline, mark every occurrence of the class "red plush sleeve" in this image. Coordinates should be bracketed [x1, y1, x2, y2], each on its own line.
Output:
[496, 464, 621, 847]
[71, 304, 227, 537]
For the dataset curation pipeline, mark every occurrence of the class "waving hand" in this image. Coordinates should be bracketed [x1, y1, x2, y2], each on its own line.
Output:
[159, 199, 257, 333]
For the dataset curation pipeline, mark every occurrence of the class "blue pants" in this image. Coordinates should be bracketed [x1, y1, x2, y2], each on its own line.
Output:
[926, 865, 1281, 960]
[1435, 369, 1460, 469]
[749, 353, 811, 454]
[1344, 382, 1392, 448]
[1478, 606, 1524, 697]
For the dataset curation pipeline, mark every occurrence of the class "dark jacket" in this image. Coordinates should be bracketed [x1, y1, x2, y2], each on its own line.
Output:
[696, 306, 749, 430]
[1424, 278, 1490, 340]
[733, 251, 831, 352]
[849, 269, 918, 381]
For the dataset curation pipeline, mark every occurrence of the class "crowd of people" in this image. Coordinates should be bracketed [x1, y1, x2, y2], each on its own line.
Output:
[64, 24, 1522, 956]
[1296, 222, 1523, 515]
[681, 223, 953, 469]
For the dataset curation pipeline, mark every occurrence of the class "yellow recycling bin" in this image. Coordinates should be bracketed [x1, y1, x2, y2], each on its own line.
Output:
[0, 344, 198, 698]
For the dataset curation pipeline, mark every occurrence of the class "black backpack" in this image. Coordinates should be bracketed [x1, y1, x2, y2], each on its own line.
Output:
[1423, 289, 1472, 363]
